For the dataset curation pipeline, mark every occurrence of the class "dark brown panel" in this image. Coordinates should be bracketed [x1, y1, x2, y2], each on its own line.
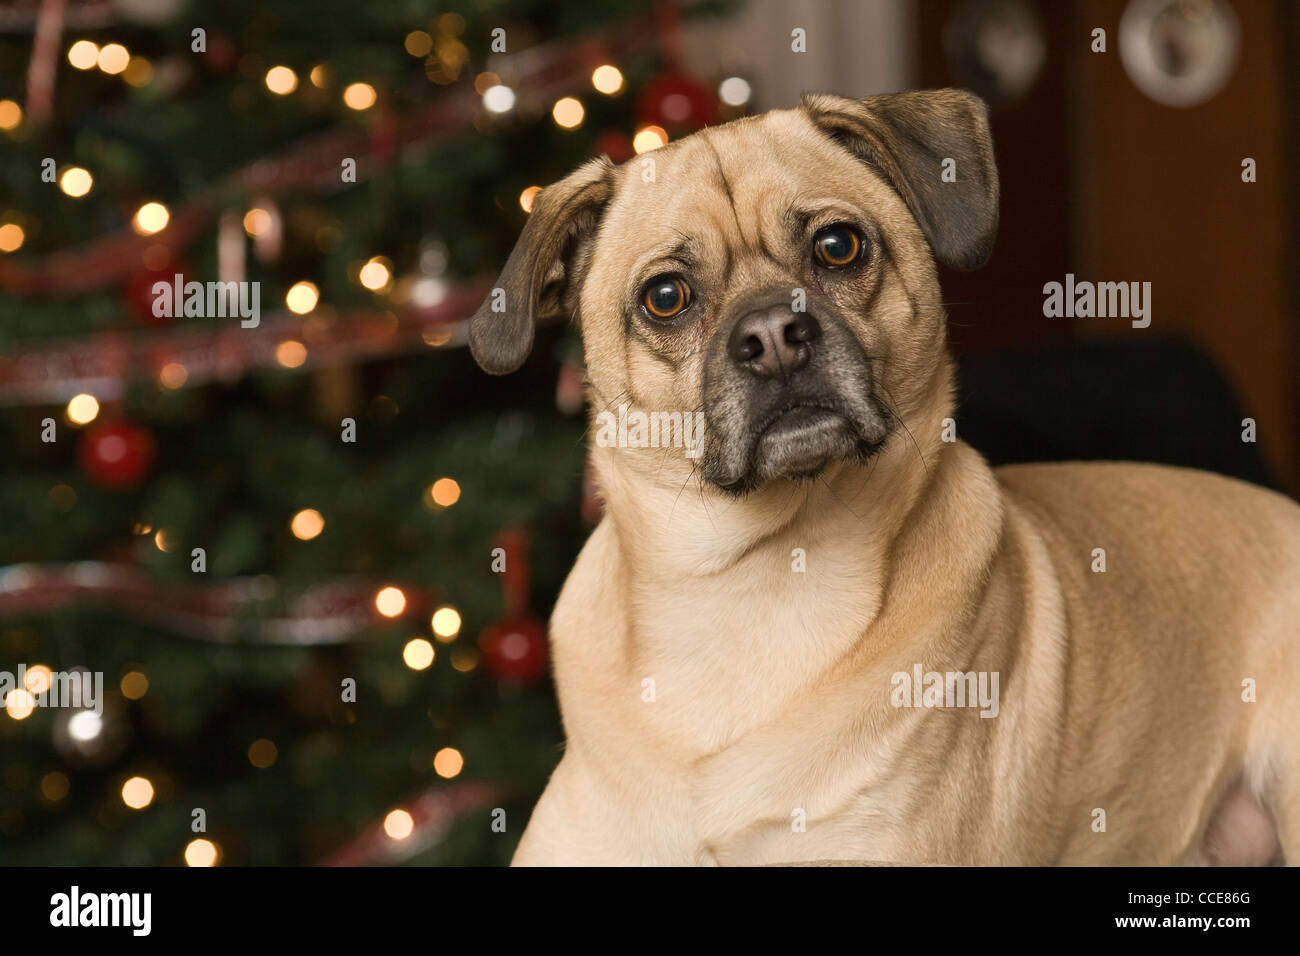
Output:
[1075, 0, 1293, 489]
[917, 0, 1073, 354]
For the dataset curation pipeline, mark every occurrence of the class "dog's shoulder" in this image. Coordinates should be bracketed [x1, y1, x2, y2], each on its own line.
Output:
[993, 460, 1300, 574]
[996, 460, 1295, 515]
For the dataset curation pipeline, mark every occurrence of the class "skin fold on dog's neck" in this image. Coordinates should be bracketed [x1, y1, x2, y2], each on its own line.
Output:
[584, 351, 1007, 756]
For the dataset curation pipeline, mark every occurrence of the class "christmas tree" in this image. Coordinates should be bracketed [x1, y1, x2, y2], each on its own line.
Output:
[0, 0, 737, 865]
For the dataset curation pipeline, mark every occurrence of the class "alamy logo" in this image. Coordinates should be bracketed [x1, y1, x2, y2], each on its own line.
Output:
[152, 274, 261, 328]
[890, 663, 1000, 718]
[593, 402, 705, 459]
[1042, 274, 1151, 328]
[0, 665, 102, 714]
[49, 886, 151, 936]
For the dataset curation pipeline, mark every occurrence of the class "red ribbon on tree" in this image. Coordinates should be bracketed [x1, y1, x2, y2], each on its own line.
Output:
[0, 562, 434, 645]
[24, 0, 69, 126]
[478, 528, 548, 686]
[320, 781, 504, 866]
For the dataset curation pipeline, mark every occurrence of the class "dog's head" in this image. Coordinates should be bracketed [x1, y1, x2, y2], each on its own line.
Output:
[469, 89, 997, 497]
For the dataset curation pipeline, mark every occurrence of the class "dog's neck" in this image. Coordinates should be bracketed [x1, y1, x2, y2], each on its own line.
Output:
[596, 437, 932, 578]
[590, 354, 959, 579]
[584, 373, 1005, 756]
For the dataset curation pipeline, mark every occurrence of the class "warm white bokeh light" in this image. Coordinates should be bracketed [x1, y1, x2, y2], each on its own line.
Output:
[482, 84, 515, 113]
[591, 65, 624, 95]
[285, 281, 319, 314]
[719, 76, 752, 106]
[5, 689, 35, 720]
[67, 40, 99, 70]
[384, 809, 414, 839]
[97, 43, 130, 75]
[274, 340, 308, 368]
[265, 66, 298, 95]
[552, 97, 584, 129]
[0, 223, 23, 253]
[132, 201, 170, 235]
[633, 126, 668, 153]
[185, 838, 219, 867]
[358, 257, 391, 291]
[433, 747, 464, 779]
[343, 82, 377, 110]
[402, 638, 435, 670]
[428, 477, 460, 507]
[290, 508, 324, 540]
[66, 393, 100, 425]
[374, 586, 407, 618]
[431, 606, 461, 640]
[59, 166, 93, 198]
[121, 776, 154, 809]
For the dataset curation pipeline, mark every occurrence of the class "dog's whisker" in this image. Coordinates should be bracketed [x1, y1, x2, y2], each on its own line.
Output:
[667, 459, 699, 528]
[874, 380, 929, 477]
[853, 444, 883, 503]
[691, 460, 720, 534]
[590, 385, 632, 416]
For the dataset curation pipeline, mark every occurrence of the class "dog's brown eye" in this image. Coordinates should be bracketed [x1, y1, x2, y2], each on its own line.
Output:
[643, 276, 691, 319]
[813, 225, 862, 268]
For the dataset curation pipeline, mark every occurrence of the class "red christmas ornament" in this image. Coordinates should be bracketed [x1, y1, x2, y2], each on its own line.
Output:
[203, 32, 237, 73]
[479, 528, 548, 685]
[480, 615, 548, 685]
[78, 420, 155, 490]
[636, 70, 718, 132]
[595, 128, 636, 164]
[123, 260, 185, 326]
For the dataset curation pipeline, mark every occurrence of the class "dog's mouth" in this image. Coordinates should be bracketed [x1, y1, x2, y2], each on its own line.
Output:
[707, 398, 891, 496]
[757, 404, 858, 475]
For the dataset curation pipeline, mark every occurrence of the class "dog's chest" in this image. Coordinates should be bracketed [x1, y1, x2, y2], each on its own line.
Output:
[626, 540, 884, 755]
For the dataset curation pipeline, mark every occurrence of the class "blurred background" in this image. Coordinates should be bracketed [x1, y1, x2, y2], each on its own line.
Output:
[0, 0, 1295, 865]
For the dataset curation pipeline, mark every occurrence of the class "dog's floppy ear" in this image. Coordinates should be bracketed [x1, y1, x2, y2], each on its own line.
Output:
[802, 88, 998, 271]
[468, 157, 614, 375]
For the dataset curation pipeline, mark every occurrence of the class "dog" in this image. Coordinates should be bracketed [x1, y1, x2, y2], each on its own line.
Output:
[468, 89, 1300, 865]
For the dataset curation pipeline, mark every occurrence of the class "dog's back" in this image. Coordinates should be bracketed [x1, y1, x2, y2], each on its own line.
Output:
[995, 460, 1300, 863]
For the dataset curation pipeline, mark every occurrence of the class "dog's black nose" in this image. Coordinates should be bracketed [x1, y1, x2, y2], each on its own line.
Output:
[727, 306, 821, 379]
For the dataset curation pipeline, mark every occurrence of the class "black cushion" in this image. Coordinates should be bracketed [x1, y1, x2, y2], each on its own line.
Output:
[954, 335, 1276, 489]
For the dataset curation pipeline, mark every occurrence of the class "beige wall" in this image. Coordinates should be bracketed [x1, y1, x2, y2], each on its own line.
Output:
[686, 0, 916, 109]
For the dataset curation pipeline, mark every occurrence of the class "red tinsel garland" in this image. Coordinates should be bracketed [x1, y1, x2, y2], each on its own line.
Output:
[320, 781, 506, 866]
[0, 561, 435, 644]
[0, 281, 491, 404]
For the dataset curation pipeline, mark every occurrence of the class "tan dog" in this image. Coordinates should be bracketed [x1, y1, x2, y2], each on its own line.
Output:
[469, 89, 1300, 865]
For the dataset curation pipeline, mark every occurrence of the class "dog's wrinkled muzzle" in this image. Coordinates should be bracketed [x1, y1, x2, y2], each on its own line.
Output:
[699, 295, 891, 494]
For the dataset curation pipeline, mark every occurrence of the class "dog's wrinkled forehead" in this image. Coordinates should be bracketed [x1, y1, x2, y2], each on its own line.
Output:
[595, 110, 904, 281]
[466, 89, 997, 376]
